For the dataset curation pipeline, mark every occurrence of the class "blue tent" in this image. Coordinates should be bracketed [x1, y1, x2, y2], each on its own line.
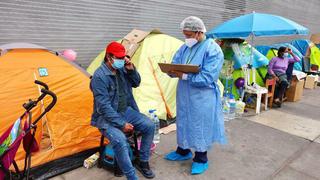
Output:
[255, 46, 272, 56]
[291, 39, 311, 56]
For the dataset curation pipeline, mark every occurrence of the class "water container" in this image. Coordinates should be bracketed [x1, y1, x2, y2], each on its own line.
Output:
[236, 101, 246, 117]
[228, 94, 236, 120]
[149, 109, 160, 144]
[222, 94, 230, 121]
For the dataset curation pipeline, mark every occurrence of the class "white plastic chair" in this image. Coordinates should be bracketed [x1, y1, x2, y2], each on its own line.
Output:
[241, 67, 268, 114]
[232, 43, 268, 114]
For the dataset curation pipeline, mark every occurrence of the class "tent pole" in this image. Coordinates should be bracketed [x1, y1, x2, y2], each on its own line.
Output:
[251, 35, 256, 84]
[147, 57, 173, 119]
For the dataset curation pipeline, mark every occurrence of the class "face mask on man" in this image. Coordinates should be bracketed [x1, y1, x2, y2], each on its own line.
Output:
[185, 32, 199, 48]
[111, 58, 125, 69]
[185, 38, 198, 48]
[283, 53, 289, 58]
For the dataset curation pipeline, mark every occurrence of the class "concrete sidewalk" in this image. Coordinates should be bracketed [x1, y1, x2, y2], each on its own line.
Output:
[52, 88, 320, 180]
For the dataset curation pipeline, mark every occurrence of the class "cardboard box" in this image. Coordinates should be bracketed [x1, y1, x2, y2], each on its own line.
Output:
[286, 76, 304, 102]
[121, 29, 149, 57]
[304, 75, 318, 89]
[121, 29, 162, 57]
[121, 39, 140, 58]
[311, 33, 320, 44]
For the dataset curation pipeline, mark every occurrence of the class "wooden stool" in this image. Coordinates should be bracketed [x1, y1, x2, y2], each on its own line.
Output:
[264, 78, 276, 109]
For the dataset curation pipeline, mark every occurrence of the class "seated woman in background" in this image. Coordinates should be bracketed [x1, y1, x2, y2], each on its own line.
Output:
[268, 46, 300, 107]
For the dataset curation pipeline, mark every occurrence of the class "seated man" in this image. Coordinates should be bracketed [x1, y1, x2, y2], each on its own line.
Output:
[90, 42, 155, 180]
[268, 46, 300, 107]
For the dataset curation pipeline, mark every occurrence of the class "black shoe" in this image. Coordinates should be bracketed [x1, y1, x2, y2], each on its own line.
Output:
[273, 101, 282, 108]
[114, 164, 124, 177]
[135, 161, 155, 179]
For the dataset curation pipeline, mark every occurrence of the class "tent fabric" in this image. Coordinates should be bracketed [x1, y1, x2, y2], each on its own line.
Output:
[207, 12, 309, 38]
[87, 33, 224, 120]
[231, 67, 267, 99]
[0, 43, 47, 51]
[220, 42, 268, 99]
[87, 33, 183, 120]
[0, 44, 100, 169]
[291, 39, 311, 56]
[310, 46, 320, 67]
[266, 49, 278, 60]
[231, 43, 269, 69]
[255, 46, 275, 57]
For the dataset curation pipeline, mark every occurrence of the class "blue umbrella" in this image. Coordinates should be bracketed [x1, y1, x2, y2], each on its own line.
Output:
[207, 12, 309, 92]
[207, 12, 309, 38]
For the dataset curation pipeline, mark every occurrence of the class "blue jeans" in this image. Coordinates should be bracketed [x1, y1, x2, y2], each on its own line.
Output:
[100, 107, 155, 180]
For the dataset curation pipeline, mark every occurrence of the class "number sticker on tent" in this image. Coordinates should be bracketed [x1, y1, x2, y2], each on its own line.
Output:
[38, 67, 48, 77]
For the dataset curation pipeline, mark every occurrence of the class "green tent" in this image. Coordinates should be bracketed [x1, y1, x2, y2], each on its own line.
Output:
[87, 33, 182, 120]
[310, 45, 320, 68]
[220, 41, 269, 99]
[87, 32, 224, 120]
[231, 67, 268, 99]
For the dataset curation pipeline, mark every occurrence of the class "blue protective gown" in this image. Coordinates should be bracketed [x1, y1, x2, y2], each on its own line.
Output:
[172, 38, 227, 152]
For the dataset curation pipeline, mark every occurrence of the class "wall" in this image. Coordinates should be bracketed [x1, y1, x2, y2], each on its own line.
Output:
[1, 0, 319, 67]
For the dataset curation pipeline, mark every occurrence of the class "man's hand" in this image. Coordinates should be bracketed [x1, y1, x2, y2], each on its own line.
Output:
[123, 123, 134, 133]
[124, 56, 134, 71]
[274, 76, 279, 82]
[168, 70, 184, 79]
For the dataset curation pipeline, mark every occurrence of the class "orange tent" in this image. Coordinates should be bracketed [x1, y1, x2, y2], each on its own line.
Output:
[0, 43, 100, 174]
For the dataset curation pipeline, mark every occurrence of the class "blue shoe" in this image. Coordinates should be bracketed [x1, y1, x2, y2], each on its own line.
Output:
[191, 162, 209, 175]
[164, 151, 193, 161]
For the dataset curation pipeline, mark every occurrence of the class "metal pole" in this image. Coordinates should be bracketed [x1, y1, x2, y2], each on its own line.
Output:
[251, 35, 256, 84]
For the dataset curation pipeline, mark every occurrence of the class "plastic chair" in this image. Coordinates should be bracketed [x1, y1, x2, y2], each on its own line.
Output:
[244, 86, 268, 114]
[241, 66, 268, 114]
[264, 78, 276, 109]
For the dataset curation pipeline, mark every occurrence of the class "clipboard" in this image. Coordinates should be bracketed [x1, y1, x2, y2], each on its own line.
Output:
[158, 63, 199, 73]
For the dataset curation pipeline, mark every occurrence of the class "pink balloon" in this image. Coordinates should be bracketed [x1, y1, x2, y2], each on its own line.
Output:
[61, 49, 77, 61]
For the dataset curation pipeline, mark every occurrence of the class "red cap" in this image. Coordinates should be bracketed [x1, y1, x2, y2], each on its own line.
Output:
[106, 41, 126, 58]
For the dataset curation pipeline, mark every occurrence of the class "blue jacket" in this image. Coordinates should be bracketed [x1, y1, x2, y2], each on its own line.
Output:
[90, 63, 140, 130]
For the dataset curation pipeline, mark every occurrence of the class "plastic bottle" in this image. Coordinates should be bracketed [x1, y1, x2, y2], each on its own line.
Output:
[149, 109, 160, 144]
[228, 94, 236, 120]
[222, 94, 230, 121]
[235, 100, 245, 118]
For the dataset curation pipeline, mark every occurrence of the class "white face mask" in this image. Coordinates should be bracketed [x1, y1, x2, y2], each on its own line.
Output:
[185, 38, 198, 48]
